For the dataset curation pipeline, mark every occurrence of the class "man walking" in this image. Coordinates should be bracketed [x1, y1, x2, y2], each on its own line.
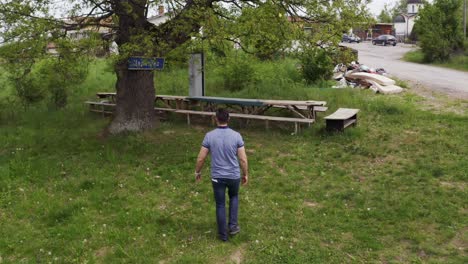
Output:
[195, 109, 249, 242]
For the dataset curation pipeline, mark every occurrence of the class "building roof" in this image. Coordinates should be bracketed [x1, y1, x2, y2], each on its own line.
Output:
[407, 0, 423, 4]
[394, 15, 406, 23]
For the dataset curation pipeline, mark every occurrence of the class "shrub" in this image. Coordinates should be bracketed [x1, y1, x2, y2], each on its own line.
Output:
[465, 40, 468, 56]
[13, 73, 47, 106]
[218, 54, 258, 91]
[34, 56, 88, 108]
[415, 0, 464, 62]
[331, 46, 358, 65]
[300, 48, 334, 84]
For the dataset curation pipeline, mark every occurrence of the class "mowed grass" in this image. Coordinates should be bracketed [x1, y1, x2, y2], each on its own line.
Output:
[403, 49, 468, 72]
[0, 59, 467, 263]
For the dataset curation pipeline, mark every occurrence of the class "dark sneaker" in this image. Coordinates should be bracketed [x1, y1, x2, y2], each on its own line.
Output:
[229, 225, 240, 235]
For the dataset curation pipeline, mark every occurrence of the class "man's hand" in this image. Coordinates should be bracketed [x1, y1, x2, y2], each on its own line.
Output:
[242, 175, 249, 185]
[195, 147, 209, 183]
[195, 172, 202, 182]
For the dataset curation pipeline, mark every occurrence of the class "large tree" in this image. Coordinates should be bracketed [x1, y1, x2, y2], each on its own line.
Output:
[0, 0, 370, 134]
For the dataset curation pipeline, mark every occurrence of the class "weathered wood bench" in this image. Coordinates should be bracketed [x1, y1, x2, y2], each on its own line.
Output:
[85, 101, 115, 116]
[271, 105, 328, 119]
[85, 102, 315, 133]
[173, 109, 314, 134]
[324, 108, 360, 131]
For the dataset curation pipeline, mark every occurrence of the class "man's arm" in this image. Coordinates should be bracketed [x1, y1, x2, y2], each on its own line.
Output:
[237, 146, 249, 185]
[195, 146, 209, 182]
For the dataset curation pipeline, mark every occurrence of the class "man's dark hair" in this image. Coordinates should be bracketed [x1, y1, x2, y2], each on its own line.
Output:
[216, 108, 229, 124]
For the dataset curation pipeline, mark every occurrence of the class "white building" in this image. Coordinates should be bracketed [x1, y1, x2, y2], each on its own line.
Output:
[148, 6, 170, 26]
[394, 0, 424, 41]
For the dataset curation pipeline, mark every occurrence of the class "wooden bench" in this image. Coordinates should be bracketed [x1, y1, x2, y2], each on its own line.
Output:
[271, 105, 328, 119]
[314, 106, 328, 113]
[85, 102, 315, 133]
[324, 108, 360, 131]
[85, 101, 116, 116]
[172, 109, 314, 134]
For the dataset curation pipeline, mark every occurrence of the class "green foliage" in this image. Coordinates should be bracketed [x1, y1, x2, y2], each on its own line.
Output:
[300, 48, 334, 84]
[330, 46, 358, 65]
[0, 15, 99, 107]
[390, 0, 409, 18]
[1, 57, 88, 108]
[0, 59, 467, 262]
[404, 49, 468, 71]
[216, 53, 258, 91]
[415, 0, 465, 62]
[465, 40, 468, 56]
[403, 50, 425, 63]
[236, 2, 295, 60]
[38, 57, 89, 108]
[377, 4, 393, 23]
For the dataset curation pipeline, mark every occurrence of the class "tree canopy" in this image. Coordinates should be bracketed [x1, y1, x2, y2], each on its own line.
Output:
[377, 4, 394, 23]
[0, 0, 372, 133]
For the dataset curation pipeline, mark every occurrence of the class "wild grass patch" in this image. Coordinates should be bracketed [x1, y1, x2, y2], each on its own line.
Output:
[0, 59, 467, 262]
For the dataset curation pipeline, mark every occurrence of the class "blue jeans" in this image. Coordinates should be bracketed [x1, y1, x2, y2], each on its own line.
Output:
[212, 178, 240, 241]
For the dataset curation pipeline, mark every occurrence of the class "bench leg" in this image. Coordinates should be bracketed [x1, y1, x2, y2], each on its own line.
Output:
[294, 122, 298, 134]
[265, 120, 269, 130]
[187, 114, 191, 125]
[326, 120, 344, 132]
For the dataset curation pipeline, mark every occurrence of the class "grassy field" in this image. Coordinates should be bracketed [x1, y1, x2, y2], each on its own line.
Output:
[403, 50, 468, 72]
[0, 59, 467, 263]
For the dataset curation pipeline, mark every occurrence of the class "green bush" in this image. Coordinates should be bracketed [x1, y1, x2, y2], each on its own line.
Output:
[217, 54, 258, 91]
[300, 48, 334, 84]
[31, 57, 88, 108]
[415, 0, 464, 62]
[331, 46, 358, 65]
[13, 73, 47, 106]
[465, 40, 468, 56]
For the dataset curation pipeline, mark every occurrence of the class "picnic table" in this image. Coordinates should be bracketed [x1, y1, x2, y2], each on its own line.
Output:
[87, 93, 328, 133]
[189, 96, 326, 120]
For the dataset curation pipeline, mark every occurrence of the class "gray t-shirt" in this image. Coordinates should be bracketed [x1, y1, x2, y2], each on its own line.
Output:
[202, 127, 244, 179]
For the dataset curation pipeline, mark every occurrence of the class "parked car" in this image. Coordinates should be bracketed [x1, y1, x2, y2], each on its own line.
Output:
[372, 35, 397, 46]
[342, 34, 361, 43]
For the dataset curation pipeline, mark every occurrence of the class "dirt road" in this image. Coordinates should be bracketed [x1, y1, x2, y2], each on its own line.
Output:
[342, 42, 468, 99]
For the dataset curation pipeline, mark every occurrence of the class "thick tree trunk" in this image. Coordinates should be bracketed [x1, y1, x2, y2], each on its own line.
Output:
[108, 0, 156, 134]
[108, 63, 155, 134]
[107, 0, 211, 134]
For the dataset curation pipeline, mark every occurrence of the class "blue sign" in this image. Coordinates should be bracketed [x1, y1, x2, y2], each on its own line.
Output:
[128, 57, 165, 70]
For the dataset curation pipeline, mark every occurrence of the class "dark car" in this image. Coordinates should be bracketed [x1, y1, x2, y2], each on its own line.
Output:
[342, 34, 361, 43]
[372, 35, 397, 46]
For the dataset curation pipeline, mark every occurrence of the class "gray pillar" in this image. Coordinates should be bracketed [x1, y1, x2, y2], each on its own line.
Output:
[189, 53, 205, 97]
